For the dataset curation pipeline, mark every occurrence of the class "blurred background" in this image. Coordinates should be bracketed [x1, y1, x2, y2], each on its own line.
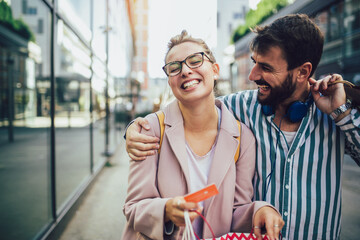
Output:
[0, 0, 359, 239]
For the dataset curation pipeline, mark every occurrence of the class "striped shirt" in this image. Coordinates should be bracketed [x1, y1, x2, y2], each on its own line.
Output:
[222, 90, 360, 240]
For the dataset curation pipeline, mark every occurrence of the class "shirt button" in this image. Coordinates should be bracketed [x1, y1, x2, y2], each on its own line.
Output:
[287, 158, 291, 162]
[284, 211, 288, 216]
[285, 184, 289, 189]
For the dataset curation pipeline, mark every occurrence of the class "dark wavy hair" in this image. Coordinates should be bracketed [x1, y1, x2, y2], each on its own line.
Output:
[250, 14, 324, 77]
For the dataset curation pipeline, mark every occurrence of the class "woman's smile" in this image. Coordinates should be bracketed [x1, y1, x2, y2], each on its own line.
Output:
[181, 79, 200, 90]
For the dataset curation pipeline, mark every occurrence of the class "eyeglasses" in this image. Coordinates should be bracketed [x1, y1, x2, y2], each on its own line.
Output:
[162, 52, 213, 77]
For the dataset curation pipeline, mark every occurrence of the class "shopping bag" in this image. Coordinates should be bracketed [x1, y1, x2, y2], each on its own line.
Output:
[206, 232, 270, 240]
[182, 210, 278, 240]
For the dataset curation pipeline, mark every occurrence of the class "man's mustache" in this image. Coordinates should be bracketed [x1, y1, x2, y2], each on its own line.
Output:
[255, 79, 270, 87]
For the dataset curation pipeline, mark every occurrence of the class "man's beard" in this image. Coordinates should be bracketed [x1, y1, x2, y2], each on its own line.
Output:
[256, 73, 297, 107]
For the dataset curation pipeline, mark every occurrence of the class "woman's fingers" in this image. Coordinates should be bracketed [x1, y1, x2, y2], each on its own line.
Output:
[165, 198, 200, 227]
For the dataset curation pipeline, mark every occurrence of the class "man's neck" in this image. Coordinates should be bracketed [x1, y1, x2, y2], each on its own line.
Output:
[273, 87, 311, 132]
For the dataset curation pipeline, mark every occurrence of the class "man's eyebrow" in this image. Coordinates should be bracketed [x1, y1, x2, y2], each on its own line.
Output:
[250, 56, 274, 71]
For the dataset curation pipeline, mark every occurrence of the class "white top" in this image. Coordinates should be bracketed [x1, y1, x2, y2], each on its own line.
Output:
[185, 106, 221, 236]
[282, 130, 296, 146]
[186, 142, 216, 204]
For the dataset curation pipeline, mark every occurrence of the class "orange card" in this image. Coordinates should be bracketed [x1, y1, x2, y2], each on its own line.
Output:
[184, 184, 219, 203]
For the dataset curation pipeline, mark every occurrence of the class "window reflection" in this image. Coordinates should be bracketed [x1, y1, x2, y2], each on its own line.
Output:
[345, 34, 360, 57]
[313, 11, 328, 40]
[55, 19, 91, 211]
[91, 57, 107, 168]
[58, 0, 91, 43]
[92, 0, 107, 59]
[344, 0, 360, 34]
[0, 0, 134, 238]
[328, 4, 342, 42]
[0, 0, 52, 239]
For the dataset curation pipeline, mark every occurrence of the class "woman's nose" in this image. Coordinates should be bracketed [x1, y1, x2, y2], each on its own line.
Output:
[181, 63, 193, 77]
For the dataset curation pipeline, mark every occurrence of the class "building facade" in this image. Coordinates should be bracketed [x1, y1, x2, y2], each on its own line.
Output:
[216, 0, 249, 82]
[231, 0, 360, 91]
[0, 0, 135, 239]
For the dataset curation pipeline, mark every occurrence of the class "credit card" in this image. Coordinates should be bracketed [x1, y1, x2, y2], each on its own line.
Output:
[184, 184, 219, 203]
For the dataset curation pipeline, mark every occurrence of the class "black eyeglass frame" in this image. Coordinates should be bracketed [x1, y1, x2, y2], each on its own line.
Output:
[162, 52, 213, 77]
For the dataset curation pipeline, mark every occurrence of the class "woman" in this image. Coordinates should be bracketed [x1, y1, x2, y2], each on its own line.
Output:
[121, 30, 283, 240]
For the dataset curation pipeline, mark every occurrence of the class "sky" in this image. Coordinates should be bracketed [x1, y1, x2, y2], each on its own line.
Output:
[148, 0, 217, 78]
[249, 0, 261, 10]
[147, 0, 261, 78]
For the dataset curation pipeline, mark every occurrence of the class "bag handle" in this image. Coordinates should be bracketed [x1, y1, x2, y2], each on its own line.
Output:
[191, 210, 216, 239]
[183, 210, 282, 240]
[182, 210, 216, 240]
[182, 210, 198, 240]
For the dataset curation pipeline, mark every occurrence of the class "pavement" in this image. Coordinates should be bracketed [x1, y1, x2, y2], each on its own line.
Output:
[56, 139, 129, 240]
[54, 141, 360, 240]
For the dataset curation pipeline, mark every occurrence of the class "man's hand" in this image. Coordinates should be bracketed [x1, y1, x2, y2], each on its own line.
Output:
[125, 117, 159, 160]
[309, 74, 350, 121]
[253, 206, 284, 240]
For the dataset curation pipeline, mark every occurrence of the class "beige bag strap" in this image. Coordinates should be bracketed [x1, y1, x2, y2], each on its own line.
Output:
[156, 111, 241, 162]
[155, 111, 165, 154]
[234, 120, 241, 163]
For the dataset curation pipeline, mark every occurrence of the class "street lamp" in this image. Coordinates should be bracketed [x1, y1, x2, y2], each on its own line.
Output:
[102, 0, 112, 158]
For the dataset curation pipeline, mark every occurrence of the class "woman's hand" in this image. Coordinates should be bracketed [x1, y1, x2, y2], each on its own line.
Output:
[126, 117, 160, 160]
[165, 197, 202, 227]
[253, 206, 284, 240]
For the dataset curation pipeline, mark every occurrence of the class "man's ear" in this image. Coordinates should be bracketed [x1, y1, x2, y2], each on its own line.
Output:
[297, 62, 312, 82]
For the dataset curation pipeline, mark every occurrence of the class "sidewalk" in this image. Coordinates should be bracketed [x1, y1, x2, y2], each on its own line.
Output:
[57, 140, 129, 240]
[54, 142, 360, 240]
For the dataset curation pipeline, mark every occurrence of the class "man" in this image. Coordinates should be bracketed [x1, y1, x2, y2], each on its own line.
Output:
[125, 14, 360, 239]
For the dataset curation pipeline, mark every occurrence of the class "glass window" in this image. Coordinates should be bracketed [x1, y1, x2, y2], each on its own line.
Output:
[321, 44, 342, 64]
[91, 56, 107, 169]
[107, 75, 121, 152]
[0, 0, 52, 239]
[58, 0, 91, 43]
[55, 20, 91, 211]
[92, 0, 107, 60]
[328, 4, 343, 41]
[345, 34, 360, 57]
[313, 11, 328, 41]
[344, 0, 360, 34]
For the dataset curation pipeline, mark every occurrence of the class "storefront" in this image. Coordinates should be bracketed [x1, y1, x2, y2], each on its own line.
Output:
[0, 0, 135, 239]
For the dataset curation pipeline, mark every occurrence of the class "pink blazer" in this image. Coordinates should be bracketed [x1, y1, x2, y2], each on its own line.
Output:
[122, 100, 273, 240]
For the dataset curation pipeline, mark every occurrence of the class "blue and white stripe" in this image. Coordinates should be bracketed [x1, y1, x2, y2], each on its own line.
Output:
[221, 90, 360, 240]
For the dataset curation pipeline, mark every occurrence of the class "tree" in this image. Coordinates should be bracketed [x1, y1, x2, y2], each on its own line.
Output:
[231, 0, 289, 43]
[0, 0, 35, 42]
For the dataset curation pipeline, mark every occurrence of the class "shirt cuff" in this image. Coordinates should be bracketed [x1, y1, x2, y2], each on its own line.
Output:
[123, 120, 135, 139]
[164, 221, 175, 235]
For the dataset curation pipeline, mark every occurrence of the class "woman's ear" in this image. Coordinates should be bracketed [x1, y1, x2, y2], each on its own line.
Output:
[297, 62, 312, 82]
[212, 63, 220, 76]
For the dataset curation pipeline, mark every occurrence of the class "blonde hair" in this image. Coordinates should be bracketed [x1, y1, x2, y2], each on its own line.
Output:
[165, 30, 216, 63]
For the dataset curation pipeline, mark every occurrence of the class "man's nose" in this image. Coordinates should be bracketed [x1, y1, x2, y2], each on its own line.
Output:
[248, 64, 261, 81]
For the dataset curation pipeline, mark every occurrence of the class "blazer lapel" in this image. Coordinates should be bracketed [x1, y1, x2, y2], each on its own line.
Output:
[164, 101, 192, 192]
[204, 130, 238, 208]
[203, 100, 240, 216]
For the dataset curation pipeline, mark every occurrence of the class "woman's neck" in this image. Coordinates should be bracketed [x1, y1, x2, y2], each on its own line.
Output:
[178, 96, 218, 133]
[178, 96, 219, 156]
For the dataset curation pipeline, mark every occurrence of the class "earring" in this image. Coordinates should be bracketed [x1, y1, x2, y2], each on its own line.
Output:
[214, 75, 218, 80]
